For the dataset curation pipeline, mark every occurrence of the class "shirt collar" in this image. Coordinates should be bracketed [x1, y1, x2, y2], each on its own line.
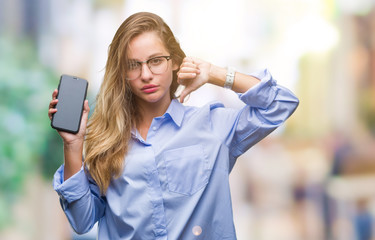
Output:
[164, 98, 184, 127]
[131, 99, 184, 138]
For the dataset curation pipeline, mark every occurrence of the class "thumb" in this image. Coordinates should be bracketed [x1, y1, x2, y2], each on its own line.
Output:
[81, 100, 90, 126]
[179, 88, 191, 103]
[180, 87, 194, 103]
[83, 100, 90, 115]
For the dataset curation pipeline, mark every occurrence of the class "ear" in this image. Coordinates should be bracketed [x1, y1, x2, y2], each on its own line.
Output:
[172, 62, 179, 71]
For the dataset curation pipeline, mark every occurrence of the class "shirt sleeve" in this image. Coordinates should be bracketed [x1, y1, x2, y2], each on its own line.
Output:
[53, 165, 106, 234]
[223, 69, 299, 170]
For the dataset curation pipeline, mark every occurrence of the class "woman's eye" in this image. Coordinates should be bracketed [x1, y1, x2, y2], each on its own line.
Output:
[127, 61, 139, 70]
[149, 58, 162, 65]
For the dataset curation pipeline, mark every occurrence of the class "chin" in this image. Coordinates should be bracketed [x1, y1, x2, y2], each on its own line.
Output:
[144, 95, 163, 103]
[137, 90, 170, 105]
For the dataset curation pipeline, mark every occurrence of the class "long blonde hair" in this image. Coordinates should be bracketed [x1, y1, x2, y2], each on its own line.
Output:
[84, 12, 186, 194]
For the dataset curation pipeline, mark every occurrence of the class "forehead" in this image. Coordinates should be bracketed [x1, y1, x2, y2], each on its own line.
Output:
[127, 31, 168, 60]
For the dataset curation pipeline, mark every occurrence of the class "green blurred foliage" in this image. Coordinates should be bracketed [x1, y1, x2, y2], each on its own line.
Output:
[0, 36, 63, 229]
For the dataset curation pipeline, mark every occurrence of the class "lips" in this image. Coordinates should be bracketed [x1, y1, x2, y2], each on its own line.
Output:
[141, 84, 158, 93]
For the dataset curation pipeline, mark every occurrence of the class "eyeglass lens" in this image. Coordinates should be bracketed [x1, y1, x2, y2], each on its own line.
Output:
[126, 56, 170, 80]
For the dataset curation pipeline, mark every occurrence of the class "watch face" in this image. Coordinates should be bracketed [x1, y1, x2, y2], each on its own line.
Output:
[224, 67, 235, 89]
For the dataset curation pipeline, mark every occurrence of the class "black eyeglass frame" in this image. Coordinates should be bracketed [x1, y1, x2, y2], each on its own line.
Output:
[125, 55, 172, 80]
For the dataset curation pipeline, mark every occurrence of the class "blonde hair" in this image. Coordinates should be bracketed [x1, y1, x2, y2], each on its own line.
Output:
[84, 12, 186, 194]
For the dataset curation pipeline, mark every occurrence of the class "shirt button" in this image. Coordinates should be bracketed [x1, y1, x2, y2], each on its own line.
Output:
[152, 126, 157, 131]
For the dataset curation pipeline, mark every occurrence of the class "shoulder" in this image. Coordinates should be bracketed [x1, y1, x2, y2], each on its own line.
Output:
[181, 101, 238, 126]
[183, 101, 225, 115]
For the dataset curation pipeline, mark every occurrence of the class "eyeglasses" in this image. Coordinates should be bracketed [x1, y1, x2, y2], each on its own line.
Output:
[125, 56, 171, 80]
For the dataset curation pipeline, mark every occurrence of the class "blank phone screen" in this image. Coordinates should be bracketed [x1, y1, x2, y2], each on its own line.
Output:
[51, 75, 88, 133]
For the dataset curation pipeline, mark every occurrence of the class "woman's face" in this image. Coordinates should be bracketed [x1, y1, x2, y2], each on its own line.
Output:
[126, 31, 178, 107]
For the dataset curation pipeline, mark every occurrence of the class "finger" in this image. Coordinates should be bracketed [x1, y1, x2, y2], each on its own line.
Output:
[177, 75, 196, 86]
[180, 91, 186, 103]
[178, 65, 199, 76]
[177, 72, 197, 83]
[183, 57, 194, 64]
[179, 86, 194, 103]
[180, 61, 196, 68]
[49, 99, 58, 109]
[52, 89, 58, 100]
[83, 100, 90, 113]
[48, 108, 57, 120]
[180, 61, 200, 71]
[48, 99, 58, 120]
[80, 100, 90, 126]
[178, 66, 200, 75]
[179, 89, 189, 103]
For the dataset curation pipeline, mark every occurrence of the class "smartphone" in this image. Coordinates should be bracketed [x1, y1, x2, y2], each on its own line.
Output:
[51, 74, 88, 133]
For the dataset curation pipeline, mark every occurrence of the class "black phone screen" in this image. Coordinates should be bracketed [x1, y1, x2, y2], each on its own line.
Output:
[51, 75, 88, 133]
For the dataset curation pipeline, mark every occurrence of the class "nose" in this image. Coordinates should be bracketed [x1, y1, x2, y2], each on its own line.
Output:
[140, 63, 153, 81]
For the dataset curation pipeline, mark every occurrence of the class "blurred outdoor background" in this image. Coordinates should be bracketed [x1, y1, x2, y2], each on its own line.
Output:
[1, 0, 375, 239]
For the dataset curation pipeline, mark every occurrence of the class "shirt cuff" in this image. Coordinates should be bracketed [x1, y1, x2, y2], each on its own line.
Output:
[53, 165, 90, 204]
[238, 68, 278, 109]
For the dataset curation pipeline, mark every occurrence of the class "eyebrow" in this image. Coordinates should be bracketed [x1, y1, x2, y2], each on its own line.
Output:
[127, 52, 167, 62]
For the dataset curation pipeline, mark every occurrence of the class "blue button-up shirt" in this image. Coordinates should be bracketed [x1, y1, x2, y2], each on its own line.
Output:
[53, 69, 299, 239]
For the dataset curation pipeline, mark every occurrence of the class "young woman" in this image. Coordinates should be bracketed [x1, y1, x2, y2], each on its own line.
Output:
[48, 12, 299, 240]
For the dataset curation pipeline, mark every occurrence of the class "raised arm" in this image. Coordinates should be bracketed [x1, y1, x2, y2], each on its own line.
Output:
[48, 89, 90, 180]
[177, 57, 261, 102]
[177, 57, 299, 171]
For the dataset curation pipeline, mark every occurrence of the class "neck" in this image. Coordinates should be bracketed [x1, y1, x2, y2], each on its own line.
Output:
[138, 98, 171, 121]
[135, 97, 172, 139]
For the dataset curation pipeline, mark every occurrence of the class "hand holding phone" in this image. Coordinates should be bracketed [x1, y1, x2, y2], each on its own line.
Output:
[51, 75, 88, 134]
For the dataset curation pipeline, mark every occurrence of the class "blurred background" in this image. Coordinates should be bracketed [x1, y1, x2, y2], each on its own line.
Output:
[1, 0, 375, 239]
